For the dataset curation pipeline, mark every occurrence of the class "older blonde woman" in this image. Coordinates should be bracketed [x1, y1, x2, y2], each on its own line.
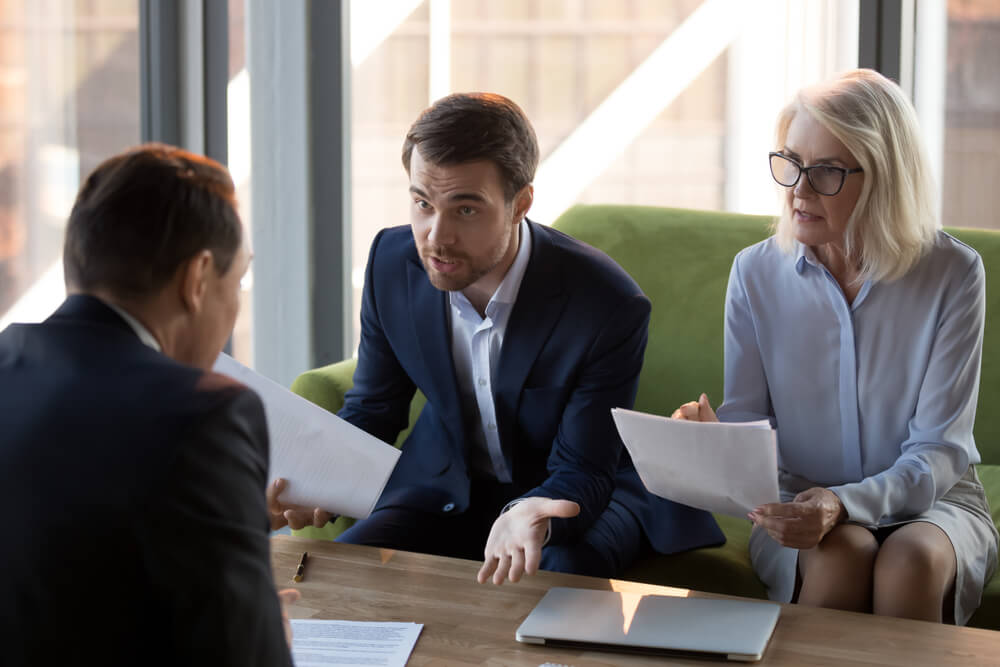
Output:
[675, 69, 997, 624]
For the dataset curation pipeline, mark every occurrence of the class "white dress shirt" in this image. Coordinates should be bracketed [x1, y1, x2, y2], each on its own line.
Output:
[449, 218, 532, 483]
[102, 300, 162, 352]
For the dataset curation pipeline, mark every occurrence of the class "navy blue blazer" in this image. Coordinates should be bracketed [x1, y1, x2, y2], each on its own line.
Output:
[0, 296, 291, 667]
[341, 221, 722, 553]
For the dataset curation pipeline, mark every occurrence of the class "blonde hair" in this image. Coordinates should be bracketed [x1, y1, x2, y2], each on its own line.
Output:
[773, 69, 938, 282]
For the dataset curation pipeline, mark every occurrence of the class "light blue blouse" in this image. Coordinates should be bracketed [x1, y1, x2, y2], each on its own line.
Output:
[717, 232, 985, 527]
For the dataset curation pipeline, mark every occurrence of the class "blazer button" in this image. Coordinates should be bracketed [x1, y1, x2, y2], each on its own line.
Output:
[442, 502, 455, 512]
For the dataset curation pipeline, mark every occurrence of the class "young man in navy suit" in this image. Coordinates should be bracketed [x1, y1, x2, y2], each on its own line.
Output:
[0, 145, 295, 666]
[271, 94, 722, 584]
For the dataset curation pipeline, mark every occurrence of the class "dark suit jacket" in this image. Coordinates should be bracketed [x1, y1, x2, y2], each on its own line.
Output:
[0, 296, 291, 667]
[341, 221, 722, 552]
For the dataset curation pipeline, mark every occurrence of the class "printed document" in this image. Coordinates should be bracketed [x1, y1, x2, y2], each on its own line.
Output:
[290, 620, 422, 667]
[611, 408, 779, 517]
[214, 353, 400, 518]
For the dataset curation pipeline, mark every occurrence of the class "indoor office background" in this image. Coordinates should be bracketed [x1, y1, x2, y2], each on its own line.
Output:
[0, 0, 998, 388]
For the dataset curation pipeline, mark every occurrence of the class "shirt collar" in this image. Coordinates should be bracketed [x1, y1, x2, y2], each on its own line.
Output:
[793, 242, 874, 309]
[449, 218, 532, 314]
[491, 218, 532, 306]
[101, 300, 163, 352]
[794, 241, 820, 274]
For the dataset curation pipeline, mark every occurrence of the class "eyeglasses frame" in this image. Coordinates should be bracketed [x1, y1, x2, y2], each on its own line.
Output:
[768, 151, 863, 197]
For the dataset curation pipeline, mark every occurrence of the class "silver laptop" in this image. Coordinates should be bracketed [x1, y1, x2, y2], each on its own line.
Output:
[516, 587, 781, 662]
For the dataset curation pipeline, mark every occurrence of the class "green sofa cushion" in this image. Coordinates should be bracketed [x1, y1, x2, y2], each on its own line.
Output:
[969, 464, 1000, 629]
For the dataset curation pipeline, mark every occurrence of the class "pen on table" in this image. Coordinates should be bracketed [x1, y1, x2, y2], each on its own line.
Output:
[293, 551, 308, 583]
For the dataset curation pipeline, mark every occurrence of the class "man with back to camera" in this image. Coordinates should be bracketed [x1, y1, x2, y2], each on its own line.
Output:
[270, 93, 723, 583]
[0, 144, 295, 665]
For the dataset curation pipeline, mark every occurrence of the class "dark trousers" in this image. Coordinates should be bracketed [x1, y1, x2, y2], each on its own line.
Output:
[338, 481, 648, 578]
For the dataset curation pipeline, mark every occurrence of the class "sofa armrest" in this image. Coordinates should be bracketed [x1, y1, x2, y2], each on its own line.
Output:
[287, 358, 358, 541]
[291, 356, 427, 449]
[287, 357, 428, 541]
[290, 358, 358, 414]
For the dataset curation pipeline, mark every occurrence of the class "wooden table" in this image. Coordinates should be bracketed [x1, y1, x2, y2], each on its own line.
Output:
[272, 535, 1000, 666]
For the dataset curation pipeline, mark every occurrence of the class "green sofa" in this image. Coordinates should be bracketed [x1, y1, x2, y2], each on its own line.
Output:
[290, 204, 1000, 630]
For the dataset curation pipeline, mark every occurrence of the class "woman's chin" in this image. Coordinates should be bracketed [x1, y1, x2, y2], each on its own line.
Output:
[794, 225, 834, 247]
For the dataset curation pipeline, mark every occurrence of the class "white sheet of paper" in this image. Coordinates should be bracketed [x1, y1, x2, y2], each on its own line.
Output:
[213, 353, 400, 518]
[290, 619, 423, 667]
[611, 407, 779, 517]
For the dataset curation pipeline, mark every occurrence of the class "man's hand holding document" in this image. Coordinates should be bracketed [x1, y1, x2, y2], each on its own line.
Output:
[214, 354, 400, 526]
[611, 401, 779, 518]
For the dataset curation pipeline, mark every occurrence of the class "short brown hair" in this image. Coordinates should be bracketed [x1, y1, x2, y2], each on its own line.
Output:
[401, 93, 539, 201]
[63, 143, 242, 298]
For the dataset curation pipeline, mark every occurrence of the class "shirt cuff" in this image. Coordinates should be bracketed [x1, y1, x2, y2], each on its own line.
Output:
[501, 497, 552, 546]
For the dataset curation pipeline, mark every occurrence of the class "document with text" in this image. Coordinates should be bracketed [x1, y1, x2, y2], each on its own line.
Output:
[290, 620, 423, 667]
[213, 353, 400, 518]
[612, 407, 779, 517]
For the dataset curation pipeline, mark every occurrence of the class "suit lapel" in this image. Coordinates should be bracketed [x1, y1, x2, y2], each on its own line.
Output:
[495, 223, 568, 458]
[406, 258, 465, 442]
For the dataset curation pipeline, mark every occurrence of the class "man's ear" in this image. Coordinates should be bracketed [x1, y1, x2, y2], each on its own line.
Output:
[513, 184, 533, 222]
[178, 250, 214, 314]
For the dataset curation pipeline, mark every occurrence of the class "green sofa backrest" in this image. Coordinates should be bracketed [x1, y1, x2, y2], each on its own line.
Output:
[551, 204, 1000, 466]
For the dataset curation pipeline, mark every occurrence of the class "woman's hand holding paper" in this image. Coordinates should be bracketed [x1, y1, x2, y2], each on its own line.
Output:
[671, 393, 719, 422]
[748, 487, 847, 549]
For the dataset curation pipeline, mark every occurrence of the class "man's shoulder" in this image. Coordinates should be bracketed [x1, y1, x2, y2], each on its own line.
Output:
[370, 225, 418, 263]
[100, 357, 266, 476]
[87, 356, 267, 478]
[146, 363, 264, 438]
[530, 221, 645, 297]
[2, 320, 261, 441]
[189, 371, 267, 436]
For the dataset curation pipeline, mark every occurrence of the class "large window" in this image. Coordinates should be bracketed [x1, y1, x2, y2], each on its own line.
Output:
[6, 1, 996, 376]
[0, 0, 139, 328]
[917, 0, 1000, 229]
[348, 0, 859, 352]
[227, 0, 253, 365]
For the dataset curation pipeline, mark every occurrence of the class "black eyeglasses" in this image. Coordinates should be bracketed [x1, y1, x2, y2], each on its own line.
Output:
[769, 152, 863, 196]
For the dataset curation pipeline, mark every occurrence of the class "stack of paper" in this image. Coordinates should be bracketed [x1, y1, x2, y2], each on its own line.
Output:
[611, 408, 779, 517]
[214, 353, 400, 519]
[290, 620, 422, 667]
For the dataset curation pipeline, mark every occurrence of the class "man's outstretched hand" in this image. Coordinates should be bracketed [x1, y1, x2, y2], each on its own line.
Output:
[476, 497, 580, 586]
